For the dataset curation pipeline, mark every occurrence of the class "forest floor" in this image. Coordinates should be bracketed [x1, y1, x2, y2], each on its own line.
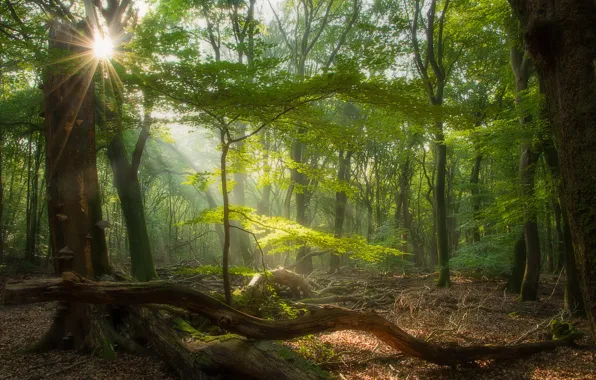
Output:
[0, 266, 594, 380]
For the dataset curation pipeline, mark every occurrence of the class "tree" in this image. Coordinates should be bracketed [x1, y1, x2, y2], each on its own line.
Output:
[509, 0, 596, 337]
[406, 0, 461, 287]
[94, 0, 157, 281]
[38, 17, 109, 350]
[509, 37, 542, 301]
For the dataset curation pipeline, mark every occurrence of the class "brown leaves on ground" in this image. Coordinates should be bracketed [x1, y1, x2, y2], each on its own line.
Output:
[286, 270, 595, 380]
[0, 272, 175, 380]
[1, 270, 594, 379]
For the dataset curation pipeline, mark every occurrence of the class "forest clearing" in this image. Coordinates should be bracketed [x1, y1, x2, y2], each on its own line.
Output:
[1, 0, 596, 379]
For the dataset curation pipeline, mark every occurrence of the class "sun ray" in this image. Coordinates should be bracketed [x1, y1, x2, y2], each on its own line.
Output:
[48, 57, 100, 180]
[48, 54, 98, 95]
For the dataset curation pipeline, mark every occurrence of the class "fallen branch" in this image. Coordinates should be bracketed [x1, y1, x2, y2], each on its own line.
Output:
[299, 295, 361, 304]
[4, 273, 580, 366]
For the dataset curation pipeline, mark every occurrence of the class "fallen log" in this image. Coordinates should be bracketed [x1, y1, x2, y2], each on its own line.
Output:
[126, 307, 325, 379]
[4, 272, 579, 366]
[247, 268, 314, 298]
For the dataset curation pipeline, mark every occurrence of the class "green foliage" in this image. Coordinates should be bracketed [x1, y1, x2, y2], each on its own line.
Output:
[293, 335, 336, 364]
[176, 265, 256, 277]
[185, 206, 405, 263]
[450, 232, 517, 278]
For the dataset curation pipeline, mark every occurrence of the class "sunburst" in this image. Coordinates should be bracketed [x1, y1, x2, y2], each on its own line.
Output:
[93, 35, 114, 59]
[45, 20, 131, 179]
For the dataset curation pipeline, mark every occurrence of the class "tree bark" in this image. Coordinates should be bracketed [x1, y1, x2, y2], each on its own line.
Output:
[470, 153, 482, 243]
[107, 131, 156, 282]
[128, 307, 323, 380]
[5, 273, 580, 367]
[292, 137, 312, 274]
[0, 128, 3, 264]
[219, 131, 232, 305]
[510, 42, 541, 301]
[435, 126, 450, 287]
[231, 126, 253, 266]
[509, 0, 596, 337]
[507, 234, 527, 294]
[25, 134, 42, 262]
[330, 150, 352, 273]
[40, 19, 109, 351]
[542, 139, 584, 314]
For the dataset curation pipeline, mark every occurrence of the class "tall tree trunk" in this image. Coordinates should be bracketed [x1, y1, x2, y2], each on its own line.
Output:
[562, 208, 584, 314]
[257, 131, 271, 216]
[435, 126, 450, 287]
[374, 159, 382, 228]
[509, 0, 596, 338]
[107, 132, 156, 282]
[219, 131, 232, 305]
[470, 153, 482, 243]
[25, 135, 42, 262]
[552, 198, 565, 273]
[39, 19, 107, 350]
[330, 151, 352, 273]
[292, 137, 312, 274]
[510, 43, 541, 301]
[507, 234, 527, 293]
[231, 125, 252, 266]
[545, 203, 554, 273]
[0, 129, 4, 264]
[542, 139, 584, 314]
[519, 147, 541, 301]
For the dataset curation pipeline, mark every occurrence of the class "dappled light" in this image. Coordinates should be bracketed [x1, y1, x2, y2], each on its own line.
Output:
[1, 0, 595, 379]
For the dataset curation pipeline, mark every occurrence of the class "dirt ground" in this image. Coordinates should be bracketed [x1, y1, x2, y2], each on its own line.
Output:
[0, 269, 594, 379]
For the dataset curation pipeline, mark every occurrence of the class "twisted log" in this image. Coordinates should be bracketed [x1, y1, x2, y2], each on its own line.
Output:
[4, 272, 578, 366]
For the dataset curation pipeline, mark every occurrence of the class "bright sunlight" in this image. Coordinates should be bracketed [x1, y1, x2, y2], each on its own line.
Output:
[93, 35, 113, 59]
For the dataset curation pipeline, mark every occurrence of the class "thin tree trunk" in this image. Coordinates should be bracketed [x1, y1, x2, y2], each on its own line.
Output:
[470, 153, 482, 243]
[435, 126, 450, 287]
[551, 197, 565, 272]
[545, 203, 554, 273]
[220, 130, 232, 305]
[330, 150, 352, 273]
[231, 125, 252, 266]
[292, 137, 312, 274]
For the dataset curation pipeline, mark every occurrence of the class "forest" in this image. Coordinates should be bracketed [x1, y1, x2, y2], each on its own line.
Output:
[0, 0, 595, 379]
